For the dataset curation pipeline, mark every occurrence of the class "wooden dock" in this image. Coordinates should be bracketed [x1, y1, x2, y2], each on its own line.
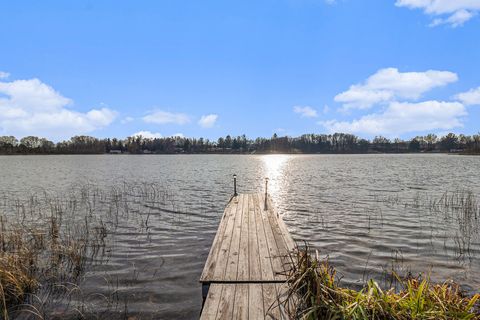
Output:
[200, 193, 296, 319]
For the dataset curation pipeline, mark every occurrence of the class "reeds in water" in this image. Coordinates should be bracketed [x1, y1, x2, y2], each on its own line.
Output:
[0, 181, 176, 319]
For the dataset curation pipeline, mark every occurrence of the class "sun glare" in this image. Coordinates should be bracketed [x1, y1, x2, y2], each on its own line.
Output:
[261, 155, 290, 195]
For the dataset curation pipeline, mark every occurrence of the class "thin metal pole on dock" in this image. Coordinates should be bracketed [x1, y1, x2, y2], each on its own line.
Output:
[264, 177, 269, 210]
[233, 174, 238, 197]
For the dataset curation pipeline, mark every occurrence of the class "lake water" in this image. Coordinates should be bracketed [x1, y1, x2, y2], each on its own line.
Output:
[1, 154, 479, 319]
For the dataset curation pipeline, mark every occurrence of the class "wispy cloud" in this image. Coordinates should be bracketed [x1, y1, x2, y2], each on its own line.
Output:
[395, 0, 480, 27]
[198, 114, 218, 128]
[334, 68, 458, 110]
[0, 77, 116, 140]
[143, 110, 190, 125]
[293, 106, 318, 118]
[455, 86, 480, 106]
[121, 116, 134, 124]
[0, 71, 9, 79]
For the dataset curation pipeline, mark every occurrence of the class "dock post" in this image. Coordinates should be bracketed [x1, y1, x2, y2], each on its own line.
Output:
[264, 177, 269, 210]
[233, 174, 238, 197]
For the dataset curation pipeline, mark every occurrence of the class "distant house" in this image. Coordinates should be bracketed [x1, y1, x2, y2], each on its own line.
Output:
[109, 149, 122, 154]
[449, 149, 465, 153]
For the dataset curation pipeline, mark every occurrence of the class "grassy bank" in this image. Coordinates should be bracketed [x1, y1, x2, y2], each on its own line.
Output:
[286, 249, 480, 320]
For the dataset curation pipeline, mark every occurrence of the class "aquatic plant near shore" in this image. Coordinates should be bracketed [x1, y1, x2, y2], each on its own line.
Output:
[0, 181, 178, 319]
[374, 188, 480, 259]
[286, 249, 480, 320]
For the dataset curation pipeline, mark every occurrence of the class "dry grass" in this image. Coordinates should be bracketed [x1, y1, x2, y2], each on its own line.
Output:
[0, 218, 89, 319]
[0, 252, 38, 318]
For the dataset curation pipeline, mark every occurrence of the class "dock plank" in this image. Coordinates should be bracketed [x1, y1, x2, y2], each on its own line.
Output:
[262, 194, 294, 278]
[248, 284, 264, 319]
[258, 194, 285, 281]
[200, 284, 223, 320]
[263, 283, 281, 320]
[254, 194, 276, 282]
[237, 194, 250, 281]
[233, 284, 249, 320]
[247, 194, 261, 280]
[200, 197, 239, 282]
[213, 194, 243, 280]
[224, 194, 245, 281]
[266, 195, 296, 250]
[215, 284, 236, 320]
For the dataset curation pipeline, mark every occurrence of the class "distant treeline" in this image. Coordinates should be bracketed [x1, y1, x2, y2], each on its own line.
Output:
[0, 133, 479, 155]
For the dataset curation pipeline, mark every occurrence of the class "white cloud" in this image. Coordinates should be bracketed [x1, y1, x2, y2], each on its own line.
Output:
[396, 0, 480, 27]
[0, 71, 9, 79]
[171, 133, 185, 138]
[334, 68, 458, 110]
[198, 114, 218, 128]
[0, 78, 116, 140]
[0, 78, 72, 112]
[293, 106, 318, 118]
[132, 131, 163, 139]
[121, 116, 134, 124]
[321, 100, 466, 136]
[143, 110, 190, 125]
[455, 86, 480, 106]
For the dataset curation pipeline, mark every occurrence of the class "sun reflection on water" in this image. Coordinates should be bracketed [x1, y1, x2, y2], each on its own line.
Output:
[261, 155, 290, 198]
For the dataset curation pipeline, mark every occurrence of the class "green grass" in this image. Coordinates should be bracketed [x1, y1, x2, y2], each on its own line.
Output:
[286, 250, 480, 320]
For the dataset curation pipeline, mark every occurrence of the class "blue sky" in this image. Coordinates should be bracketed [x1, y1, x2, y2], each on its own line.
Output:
[1, 0, 479, 141]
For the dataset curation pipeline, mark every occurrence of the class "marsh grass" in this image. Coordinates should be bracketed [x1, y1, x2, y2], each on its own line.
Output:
[0, 181, 177, 319]
[377, 188, 479, 223]
[375, 189, 480, 258]
[286, 248, 480, 320]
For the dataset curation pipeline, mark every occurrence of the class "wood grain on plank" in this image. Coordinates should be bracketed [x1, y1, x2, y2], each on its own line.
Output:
[233, 284, 249, 320]
[200, 197, 238, 282]
[248, 284, 264, 319]
[264, 195, 293, 278]
[263, 283, 281, 320]
[215, 284, 236, 320]
[224, 194, 245, 281]
[237, 194, 250, 281]
[258, 194, 286, 281]
[247, 194, 261, 281]
[254, 194, 276, 281]
[213, 194, 243, 280]
[199, 284, 224, 320]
